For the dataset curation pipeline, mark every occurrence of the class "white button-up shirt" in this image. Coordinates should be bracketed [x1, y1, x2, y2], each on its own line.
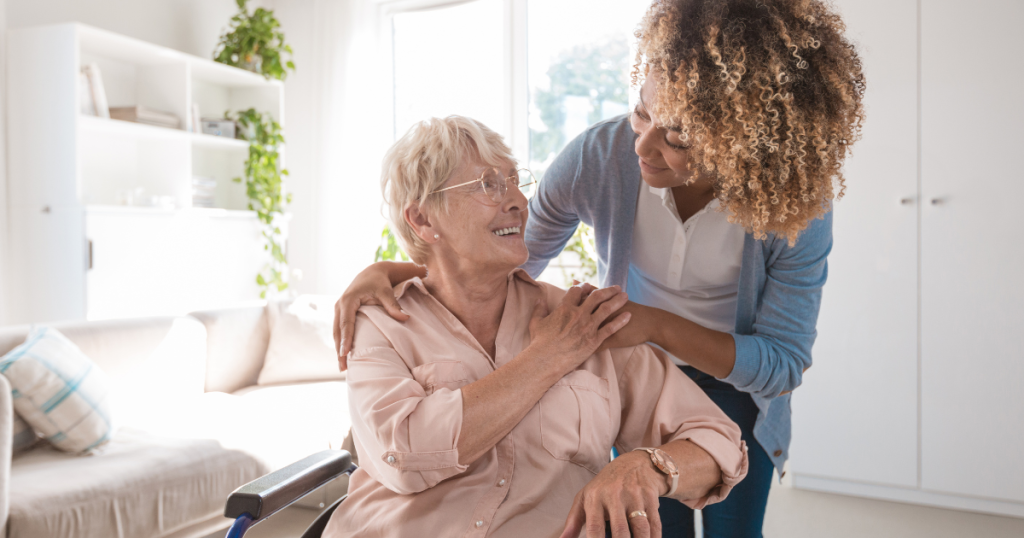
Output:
[625, 185, 746, 366]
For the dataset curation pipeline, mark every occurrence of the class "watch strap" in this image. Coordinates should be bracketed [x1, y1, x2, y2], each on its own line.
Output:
[632, 447, 679, 497]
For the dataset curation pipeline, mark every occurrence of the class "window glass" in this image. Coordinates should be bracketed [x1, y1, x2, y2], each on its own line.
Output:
[528, 0, 651, 286]
[527, 0, 651, 176]
[392, 0, 506, 140]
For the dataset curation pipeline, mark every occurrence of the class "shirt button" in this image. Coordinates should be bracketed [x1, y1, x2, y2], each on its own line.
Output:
[773, 450, 783, 457]
[386, 455, 396, 464]
[476, 521, 484, 527]
[498, 478, 506, 486]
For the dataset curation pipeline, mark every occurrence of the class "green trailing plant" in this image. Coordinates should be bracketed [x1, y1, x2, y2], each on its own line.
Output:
[229, 108, 291, 298]
[213, 0, 295, 81]
[375, 224, 410, 263]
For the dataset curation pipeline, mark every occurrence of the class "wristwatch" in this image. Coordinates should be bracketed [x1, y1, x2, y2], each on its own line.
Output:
[632, 447, 679, 496]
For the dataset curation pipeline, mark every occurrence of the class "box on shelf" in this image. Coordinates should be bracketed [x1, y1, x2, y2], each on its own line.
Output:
[110, 106, 180, 129]
[201, 119, 237, 139]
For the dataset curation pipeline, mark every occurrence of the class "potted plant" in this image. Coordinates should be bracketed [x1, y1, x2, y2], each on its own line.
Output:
[228, 108, 291, 298]
[214, 0, 296, 80]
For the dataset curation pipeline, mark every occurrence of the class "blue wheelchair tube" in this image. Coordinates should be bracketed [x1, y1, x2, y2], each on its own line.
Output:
[225, 514, 254, 538]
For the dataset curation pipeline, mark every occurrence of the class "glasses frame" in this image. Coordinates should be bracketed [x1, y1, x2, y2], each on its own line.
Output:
[429, 167, 537, 204]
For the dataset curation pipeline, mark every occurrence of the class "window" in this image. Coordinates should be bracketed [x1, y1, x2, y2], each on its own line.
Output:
[382, 0, 652, 285]
[392, 0, 507, 139]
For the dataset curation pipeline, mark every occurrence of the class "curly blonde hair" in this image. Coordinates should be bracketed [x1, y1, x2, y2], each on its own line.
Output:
[634, 0, 865, 244]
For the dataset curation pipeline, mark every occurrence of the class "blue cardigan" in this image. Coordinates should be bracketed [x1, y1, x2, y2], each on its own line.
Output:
[522, 115, 832, 474]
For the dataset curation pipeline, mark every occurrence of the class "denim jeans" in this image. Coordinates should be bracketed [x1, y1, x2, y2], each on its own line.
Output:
[656, 366, 774, 538]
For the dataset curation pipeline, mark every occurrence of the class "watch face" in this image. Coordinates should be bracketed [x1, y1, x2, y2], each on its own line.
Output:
[652, 449, 678, 474]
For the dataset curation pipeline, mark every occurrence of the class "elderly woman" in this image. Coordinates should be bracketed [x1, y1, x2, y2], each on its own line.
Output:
[323, 116, 747, 538]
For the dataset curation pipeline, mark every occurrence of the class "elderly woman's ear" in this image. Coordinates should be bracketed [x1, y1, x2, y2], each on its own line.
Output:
[404, 202, 439, 243]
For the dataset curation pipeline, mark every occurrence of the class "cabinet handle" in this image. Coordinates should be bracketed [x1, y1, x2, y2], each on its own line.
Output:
[88, 240, 93, 270]
[900, 197, 915, 205]
[931, 198, 945, 206]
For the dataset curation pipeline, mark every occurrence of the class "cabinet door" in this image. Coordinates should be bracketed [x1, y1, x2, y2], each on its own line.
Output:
[790, 0, 919, 488]
[86, 211, 265, 320]
[920, 0, 1024, 502]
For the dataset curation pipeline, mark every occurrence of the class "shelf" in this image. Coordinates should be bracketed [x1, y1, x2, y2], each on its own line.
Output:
[192, 133, 250, 150]
[76, 23, 281, 90]
[79, 114, 187, 141]
[79, 115, 250, 150]
[190, 60, 283, 89]
[85, 205, 259, 219]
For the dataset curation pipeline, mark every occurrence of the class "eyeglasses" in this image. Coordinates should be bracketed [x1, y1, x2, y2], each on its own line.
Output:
[429, 167, 537, 205]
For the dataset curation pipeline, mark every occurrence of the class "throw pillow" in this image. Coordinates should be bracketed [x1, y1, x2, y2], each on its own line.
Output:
[12, 411, 38, 454]
[257, 295, 345, 385]
[0, 326, 115, 454]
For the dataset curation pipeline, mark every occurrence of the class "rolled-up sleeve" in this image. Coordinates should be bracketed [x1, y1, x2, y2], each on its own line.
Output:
[346, 312, 468, 495]
[614, 345, 748, 509]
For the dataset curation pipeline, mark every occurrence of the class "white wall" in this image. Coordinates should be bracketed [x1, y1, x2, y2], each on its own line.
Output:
[5, 0, 241, 58]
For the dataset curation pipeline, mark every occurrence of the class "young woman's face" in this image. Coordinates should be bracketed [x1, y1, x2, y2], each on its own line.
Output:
[629, 75, 709, 190]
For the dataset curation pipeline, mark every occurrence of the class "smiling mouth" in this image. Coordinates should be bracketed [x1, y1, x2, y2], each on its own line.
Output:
[493, 226, 521, 237]
[639, 158, 668, 172]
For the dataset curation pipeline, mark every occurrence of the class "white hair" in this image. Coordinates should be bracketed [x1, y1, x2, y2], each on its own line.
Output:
[380, 115, 515, 264]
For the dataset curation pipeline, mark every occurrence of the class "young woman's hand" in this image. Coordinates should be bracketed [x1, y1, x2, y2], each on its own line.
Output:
[559, 450, 666, 538]
[527, 285, 631, 373]
[571, 281, 657, 352]
[333, 262, 411, 370]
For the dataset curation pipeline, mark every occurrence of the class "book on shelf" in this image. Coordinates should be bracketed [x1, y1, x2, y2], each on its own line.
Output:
[80, 64, 109, 118]
[110, 106, 181, 129]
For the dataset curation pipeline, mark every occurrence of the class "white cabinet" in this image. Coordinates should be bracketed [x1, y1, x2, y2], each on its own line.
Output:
[789, 0, 920, 490]
[919, 0, 1024, 504]
[791, 0, 1024, 518]
[6, 24, 285, 323]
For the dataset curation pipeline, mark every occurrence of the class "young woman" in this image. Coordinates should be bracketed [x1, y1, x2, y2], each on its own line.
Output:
[333, 1, 864, 535]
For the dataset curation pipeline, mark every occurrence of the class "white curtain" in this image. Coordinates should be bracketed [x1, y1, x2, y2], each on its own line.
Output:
[273, 0, 393, 297]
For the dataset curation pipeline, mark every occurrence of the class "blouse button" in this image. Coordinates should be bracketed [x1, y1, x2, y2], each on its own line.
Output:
[386, 455, 396, 464]
[476, 520, 484, 527]
[773, 450, 783, 457]
[498, 478, 506, 486]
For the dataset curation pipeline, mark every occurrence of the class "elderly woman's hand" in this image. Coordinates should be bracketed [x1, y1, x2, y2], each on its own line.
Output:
[527, 285, 632, 373]
[559, 451, 666, 538]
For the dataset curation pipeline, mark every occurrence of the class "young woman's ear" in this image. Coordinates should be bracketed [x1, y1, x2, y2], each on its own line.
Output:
[404, 202, 439, 243]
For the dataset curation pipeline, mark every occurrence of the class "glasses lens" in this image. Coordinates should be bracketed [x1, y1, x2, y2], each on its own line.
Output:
[480, 168, 506, 203]
[516, 169, 537, 198]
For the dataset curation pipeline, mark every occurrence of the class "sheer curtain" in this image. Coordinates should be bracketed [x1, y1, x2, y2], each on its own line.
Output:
[274, 0, 393, 297]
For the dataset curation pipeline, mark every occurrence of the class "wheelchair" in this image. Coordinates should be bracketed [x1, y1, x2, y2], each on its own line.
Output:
[223, 450, 358, 538]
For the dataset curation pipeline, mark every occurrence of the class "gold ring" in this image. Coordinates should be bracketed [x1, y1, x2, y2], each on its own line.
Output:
[628, 510, 647, 519]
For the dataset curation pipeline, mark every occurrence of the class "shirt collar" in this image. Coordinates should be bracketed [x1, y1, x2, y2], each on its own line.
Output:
[394, 267, 540, 300]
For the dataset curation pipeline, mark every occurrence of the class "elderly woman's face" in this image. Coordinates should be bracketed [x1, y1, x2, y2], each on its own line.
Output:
[427, 156, 530, 272]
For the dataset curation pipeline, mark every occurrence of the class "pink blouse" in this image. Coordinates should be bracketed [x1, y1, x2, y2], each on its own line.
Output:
[324, 270, 748, 538]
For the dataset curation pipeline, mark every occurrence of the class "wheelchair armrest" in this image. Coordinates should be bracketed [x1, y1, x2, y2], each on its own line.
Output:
[225, 449, 355, 524]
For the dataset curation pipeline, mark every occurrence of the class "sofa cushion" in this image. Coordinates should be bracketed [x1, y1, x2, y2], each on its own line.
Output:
[257, 296, 344, 386]
[7, 428, 267, 538]
[0, 326, 115, 453]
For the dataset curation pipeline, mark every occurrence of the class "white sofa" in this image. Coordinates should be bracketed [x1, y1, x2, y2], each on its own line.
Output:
[0, 303, 352, 538]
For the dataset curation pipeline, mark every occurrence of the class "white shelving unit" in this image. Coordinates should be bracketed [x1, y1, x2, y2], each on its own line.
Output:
[6, 23, 285, 323]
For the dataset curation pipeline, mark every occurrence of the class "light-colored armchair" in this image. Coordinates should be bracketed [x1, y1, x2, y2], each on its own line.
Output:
[0, 301, 351, 538]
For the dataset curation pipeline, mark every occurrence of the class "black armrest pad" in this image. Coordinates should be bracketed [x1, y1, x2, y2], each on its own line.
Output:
[225, 450, 354, 522]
